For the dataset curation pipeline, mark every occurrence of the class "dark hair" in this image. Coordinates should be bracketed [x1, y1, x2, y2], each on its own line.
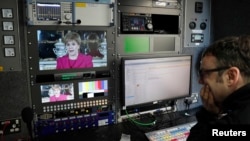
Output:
[201, 35, 250, 77]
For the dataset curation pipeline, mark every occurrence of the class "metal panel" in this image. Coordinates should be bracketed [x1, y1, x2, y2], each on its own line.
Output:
[0, 0, 22, 71]
[183, 0, 211, 47]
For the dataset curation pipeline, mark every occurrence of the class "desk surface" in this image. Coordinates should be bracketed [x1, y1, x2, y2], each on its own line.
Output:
[36, 108, 200, 141]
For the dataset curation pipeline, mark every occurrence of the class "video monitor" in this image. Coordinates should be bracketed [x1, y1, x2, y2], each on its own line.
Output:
[38, 30, 107, 70]
[78, 80, 108, 99]
[40, 83, 74, 103]
[121, 55, 192, 109]
[27, 26, 114, 77]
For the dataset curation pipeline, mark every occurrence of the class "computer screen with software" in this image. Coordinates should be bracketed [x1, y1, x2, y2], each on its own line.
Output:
[121, 55, 192, 110]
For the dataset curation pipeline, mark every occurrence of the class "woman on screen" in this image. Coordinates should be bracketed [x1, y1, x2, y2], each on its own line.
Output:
[49, 84, 67, 102]
[56, 31, 93, 69]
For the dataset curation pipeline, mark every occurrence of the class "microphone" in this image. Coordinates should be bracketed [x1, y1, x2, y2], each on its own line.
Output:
[21, 107, 34, 140]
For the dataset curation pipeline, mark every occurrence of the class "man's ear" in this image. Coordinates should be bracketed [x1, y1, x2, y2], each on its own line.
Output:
[226, 67, 240, 86]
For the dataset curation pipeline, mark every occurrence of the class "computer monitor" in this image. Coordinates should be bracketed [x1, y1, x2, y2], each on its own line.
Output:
[121, 55, 192, 111]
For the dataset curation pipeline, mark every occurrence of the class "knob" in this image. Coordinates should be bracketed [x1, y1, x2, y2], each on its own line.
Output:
[64, 14, 71, 20]
[189, 22, 196, 29]
[76, 19, 81, 24]
[200, 22, 207, 30]
[146, 23, 153, 30]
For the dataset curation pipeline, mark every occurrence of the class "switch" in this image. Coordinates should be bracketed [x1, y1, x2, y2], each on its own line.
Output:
[195, 2, 203, 13]
[2, 21, 14, 31]
[2, 9, 13, 18]
[3, 35, 14, 45]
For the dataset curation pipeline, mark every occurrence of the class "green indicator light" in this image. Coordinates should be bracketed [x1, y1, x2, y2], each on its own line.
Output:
[61, 73, 77, 80]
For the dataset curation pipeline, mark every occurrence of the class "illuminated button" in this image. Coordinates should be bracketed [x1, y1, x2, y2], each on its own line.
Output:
[14, 128, 20, 132]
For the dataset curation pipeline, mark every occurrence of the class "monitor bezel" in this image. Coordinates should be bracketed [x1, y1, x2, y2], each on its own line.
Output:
[27, 26, 115, 77]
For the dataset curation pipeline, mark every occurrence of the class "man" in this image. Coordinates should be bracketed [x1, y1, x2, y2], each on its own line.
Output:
[187, 35, 250, 140]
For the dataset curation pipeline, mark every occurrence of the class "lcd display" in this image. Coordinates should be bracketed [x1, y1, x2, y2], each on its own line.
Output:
[78, 80, 108, 99]
[122, 55, 192, 108]
[41, 83, 74, 103]
[37, 30, 107, 71]
[130, 17, 145, 28]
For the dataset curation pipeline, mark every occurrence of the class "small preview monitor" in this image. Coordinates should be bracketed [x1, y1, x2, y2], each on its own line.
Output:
[78, 80, 108, 99]
[40, 83, 74, 103]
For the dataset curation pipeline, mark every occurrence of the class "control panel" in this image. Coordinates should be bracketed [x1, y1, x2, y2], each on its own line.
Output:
[145, 121, 197, 141]
[0, 0, 22, 71]
[34, 108, 114, 136]
[27, 2, 73, 25]
[184, 0, 211, 47]
[117, 2, 181, 55]
[26, 1, 114, 26]
[121, 12, 153, 33]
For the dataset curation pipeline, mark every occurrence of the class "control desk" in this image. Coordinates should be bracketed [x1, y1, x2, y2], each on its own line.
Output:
[36, 107, 200, 141]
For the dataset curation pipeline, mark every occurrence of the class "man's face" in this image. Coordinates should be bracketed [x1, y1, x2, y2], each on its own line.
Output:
[199, 55, 229, 104]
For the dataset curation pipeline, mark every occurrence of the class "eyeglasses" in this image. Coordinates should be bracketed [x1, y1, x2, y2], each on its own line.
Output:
[198, 66, 230, 79]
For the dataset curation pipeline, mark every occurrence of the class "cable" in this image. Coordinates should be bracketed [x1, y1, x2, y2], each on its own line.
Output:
[184, 98, 193, 116]
[125, 110, 156, 126]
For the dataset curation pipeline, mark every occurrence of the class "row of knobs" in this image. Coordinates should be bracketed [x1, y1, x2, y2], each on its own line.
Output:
[189, 21, 207, 30]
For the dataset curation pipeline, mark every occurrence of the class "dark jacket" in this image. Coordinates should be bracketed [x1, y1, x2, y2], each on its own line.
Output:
[187, 83, 250, 141]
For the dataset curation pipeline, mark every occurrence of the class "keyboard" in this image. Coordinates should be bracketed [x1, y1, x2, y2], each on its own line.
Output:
[145, 121, 196, 141]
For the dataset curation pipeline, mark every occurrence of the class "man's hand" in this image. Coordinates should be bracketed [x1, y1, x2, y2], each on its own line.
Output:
[200, 85, 220, 114]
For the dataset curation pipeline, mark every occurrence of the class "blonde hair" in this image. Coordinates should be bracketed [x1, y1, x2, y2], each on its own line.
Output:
[51, 84, 61, 91]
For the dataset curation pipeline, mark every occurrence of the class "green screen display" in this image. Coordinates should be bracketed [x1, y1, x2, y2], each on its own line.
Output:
[124, 36, 149, 53]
